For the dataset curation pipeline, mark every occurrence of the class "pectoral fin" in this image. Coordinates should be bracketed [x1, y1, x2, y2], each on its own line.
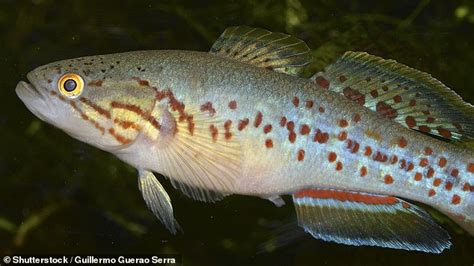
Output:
[293, 188, 451, 253]
[138, 170, 180, 234]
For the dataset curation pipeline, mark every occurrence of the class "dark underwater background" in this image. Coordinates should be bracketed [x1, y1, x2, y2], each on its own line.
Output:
[0, 0, 473, 265]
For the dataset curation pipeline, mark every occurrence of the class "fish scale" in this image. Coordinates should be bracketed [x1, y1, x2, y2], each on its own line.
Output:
[15, 26, 473, 253]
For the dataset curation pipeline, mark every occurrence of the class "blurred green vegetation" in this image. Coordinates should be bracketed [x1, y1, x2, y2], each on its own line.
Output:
[0, 0, 473, 265]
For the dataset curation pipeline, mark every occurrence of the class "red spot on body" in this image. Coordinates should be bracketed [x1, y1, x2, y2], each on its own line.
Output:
[315, 76, 330, 89]
[400, 159, 407, 169]
[376, 101, 397, 119]
[407, 162, 414, 172]
[393, 95, 402, 103]
[424, 147, 433, 156]
[419, 158, 428, 167]
[463, 183, 473, 192]
[445, 182, 453, 191]
[373, 152, 387, 162]
[286, 121, 295, 131]
[360, 166, 367, 177]
[409, 99, 416, 106]
[339, 119, 348, 128]
[263, 124, 272, 134]
[265, 139, 273, 148]
[402, 202, 410, 209]
[414, 172, 422, 181]
[292, 97, 300, 107]
[224, 120, 232, 140]
[398, 137, 408, 148]
[384, 175, 394, 184]
[228, 100, 237, 110]
[405, 116, 417, 128]
[200, 102, 216, 116]
[209, 124, 218, 142]
[350, 141, 360, 153]
[451, 194, 461, 205]
[314, 129, 329, 144]
[288, 132, 296, 143]
[318, 107, 325, 113]
[300, 124, 310, 135]
[451, 168, 459, 178]
[335, 161, 343, 171]
[390, 155, 398, 164]
[254, 112, 263, 128]
[338, 131, 347, 141]
[427, 167, 434, 178]
[305, 100, 314, 109]
[364, 146, 372, 157]
[339, 75, 347, 82]
[343, 87, 366, 106]
[426, 117, 435, 123]
[433, 178, 442, 187]
[428, 189, 436, 197]
[438, 157, 447, 168]
[280, 116, 287, 127]
[468, 163, 474, 173]
[238, 118, 249, 131]
[328, 152, 337, 162]
[297, 149, 305, 161]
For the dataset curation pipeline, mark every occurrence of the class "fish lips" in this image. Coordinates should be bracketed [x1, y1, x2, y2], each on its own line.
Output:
[15, 78, 52, 123]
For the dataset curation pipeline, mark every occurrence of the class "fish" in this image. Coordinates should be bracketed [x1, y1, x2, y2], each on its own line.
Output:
[15, 26, 473, 253]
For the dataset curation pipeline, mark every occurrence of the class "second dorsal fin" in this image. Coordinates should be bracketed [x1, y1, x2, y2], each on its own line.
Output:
[210, 26, 312, 76]
[311, 51, 474, 143]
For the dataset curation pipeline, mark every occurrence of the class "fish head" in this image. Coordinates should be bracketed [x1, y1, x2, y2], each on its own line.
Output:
[16, 54, 158, 150]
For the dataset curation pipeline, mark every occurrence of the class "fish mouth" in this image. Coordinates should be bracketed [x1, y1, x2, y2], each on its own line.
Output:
[15, 75, 50, 122]
[16, 71, 47, 98]
[16, 81, 41, 99]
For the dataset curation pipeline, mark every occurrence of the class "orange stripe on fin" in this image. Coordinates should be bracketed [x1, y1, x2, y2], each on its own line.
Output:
[294, 189, 399, 205]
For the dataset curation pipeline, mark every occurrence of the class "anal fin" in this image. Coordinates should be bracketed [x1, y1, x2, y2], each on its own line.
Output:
[292, 188, 451, 253]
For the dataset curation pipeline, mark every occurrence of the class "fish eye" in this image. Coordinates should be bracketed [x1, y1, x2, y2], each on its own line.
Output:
[58, 73, 84, 98]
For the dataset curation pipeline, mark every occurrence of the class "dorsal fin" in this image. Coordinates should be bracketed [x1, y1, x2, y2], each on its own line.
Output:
[210, 26, 312, 76]
[311, 51, 474, 143]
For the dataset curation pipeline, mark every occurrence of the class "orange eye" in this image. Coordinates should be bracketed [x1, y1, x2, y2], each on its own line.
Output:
[58, 73, 84, 98]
